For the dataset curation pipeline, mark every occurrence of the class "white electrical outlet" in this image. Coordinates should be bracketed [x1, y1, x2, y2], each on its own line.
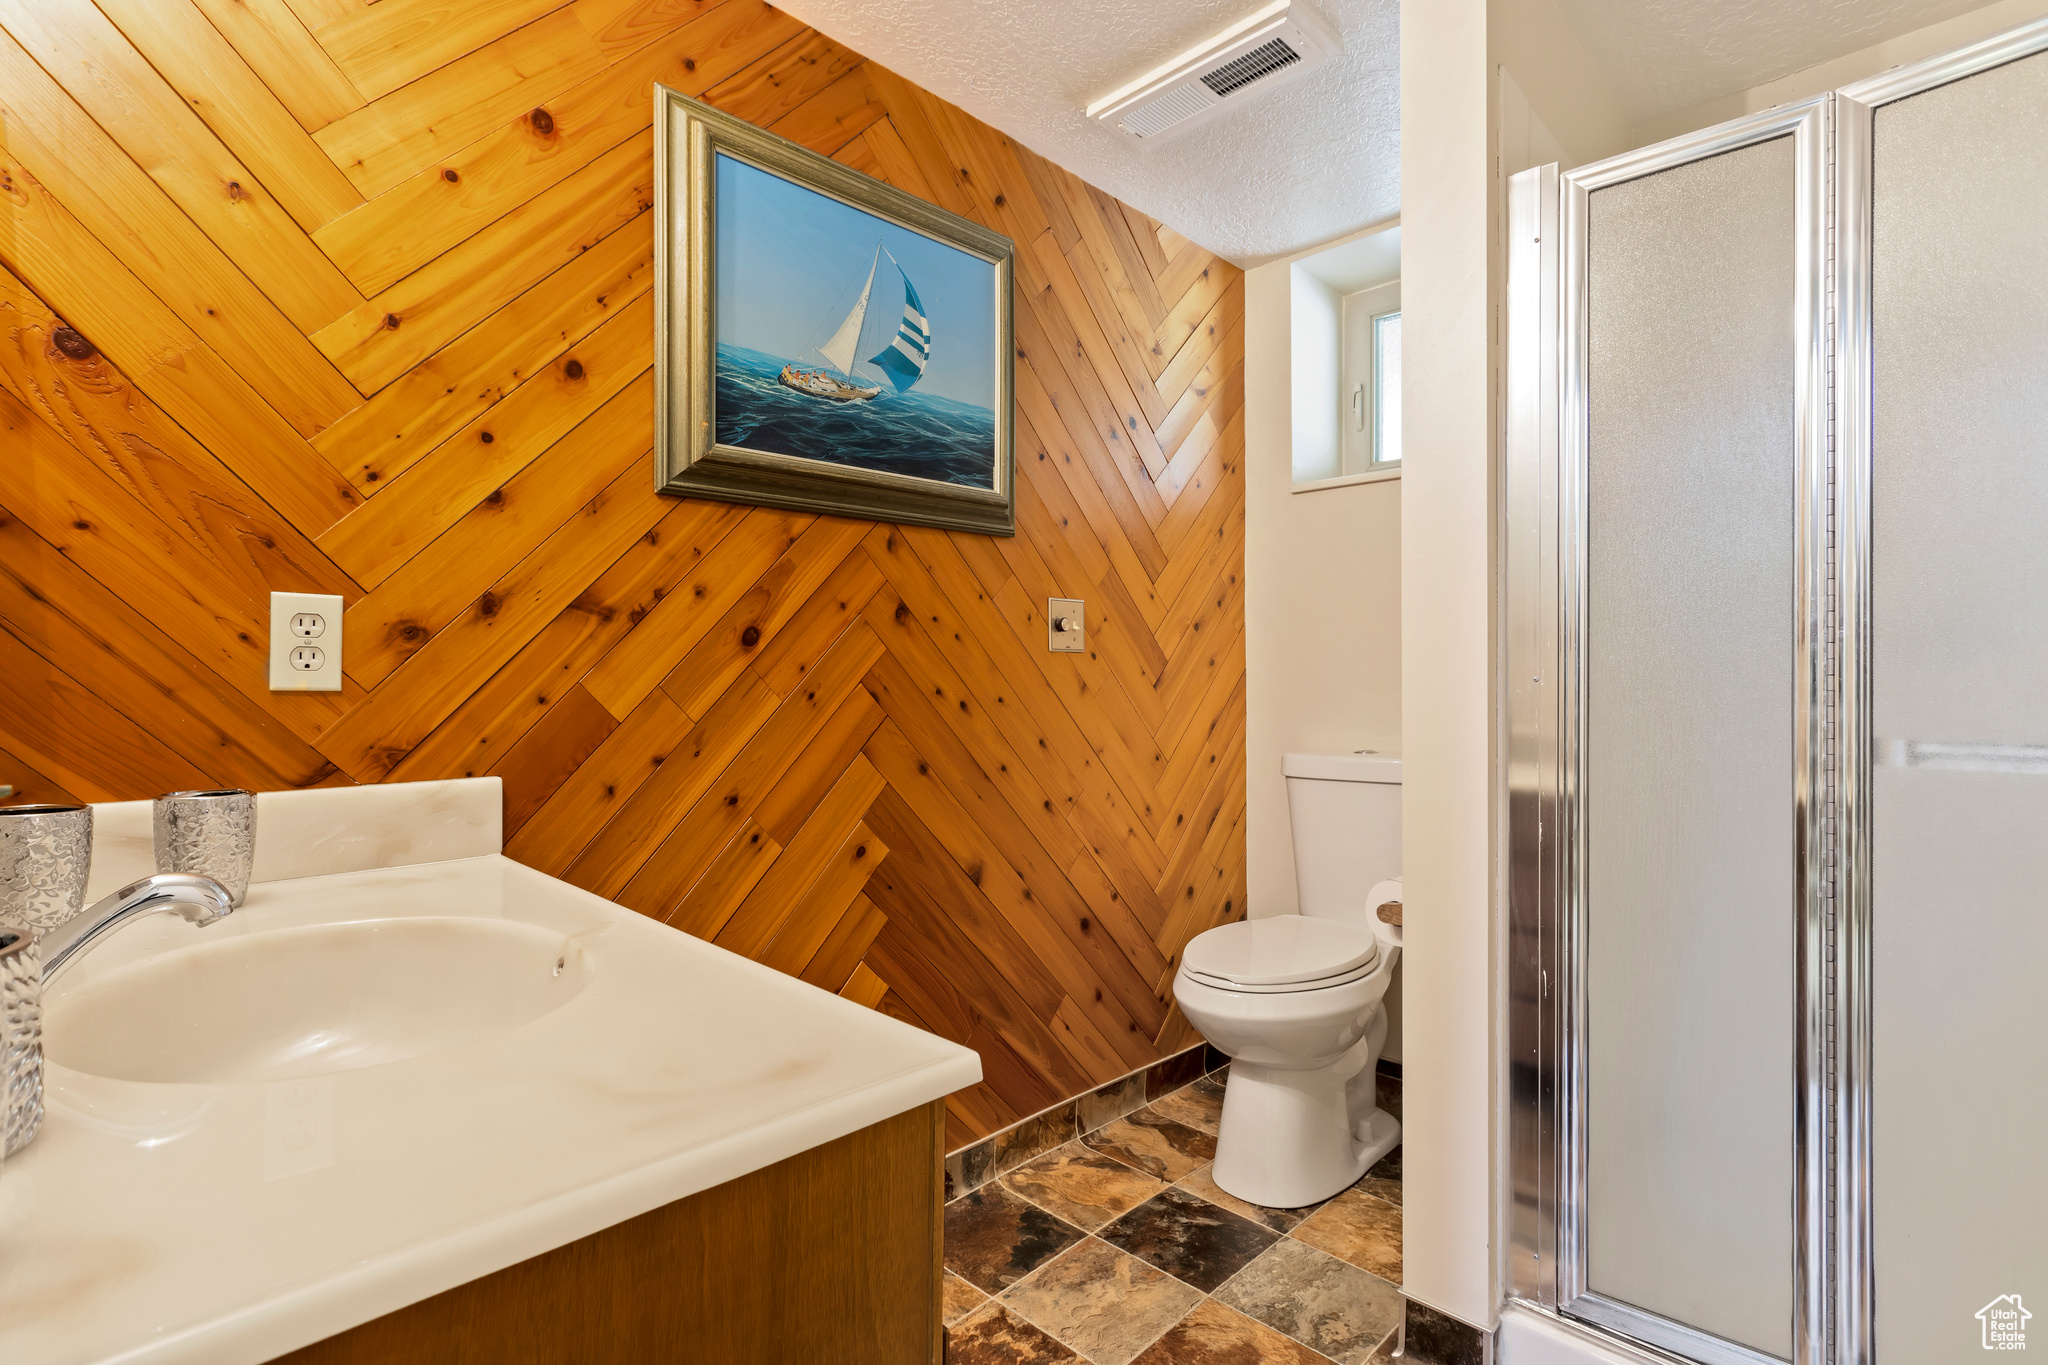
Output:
[271, 592, 343, 691]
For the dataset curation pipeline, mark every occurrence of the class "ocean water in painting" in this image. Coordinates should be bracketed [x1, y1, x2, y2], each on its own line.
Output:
[715, 343, 997, 488]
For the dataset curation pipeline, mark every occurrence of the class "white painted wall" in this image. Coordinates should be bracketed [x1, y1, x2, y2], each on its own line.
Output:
[1493, 0, 1631, 170]
[1244, 253, 1403, 1056]
[1398, 0, 1627, 1334]
[1289, 266, 1344, 483]
[1399, 0, 1498, 1330]
[1631, 0, 2048, 147]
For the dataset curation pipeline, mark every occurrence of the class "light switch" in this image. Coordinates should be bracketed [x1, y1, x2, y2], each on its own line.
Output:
[1047, 598, 1085, 652]
[270, 592, 343, 691]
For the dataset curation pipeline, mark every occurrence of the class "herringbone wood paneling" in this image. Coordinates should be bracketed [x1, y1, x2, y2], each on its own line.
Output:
[0, 0, 1246, 1146]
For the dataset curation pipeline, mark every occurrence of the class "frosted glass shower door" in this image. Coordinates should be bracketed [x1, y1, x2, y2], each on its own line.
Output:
[1574, 131, 1804, 1362]
[1862, 44, 2048, 1362]
[1513, 22, 2048, 1362]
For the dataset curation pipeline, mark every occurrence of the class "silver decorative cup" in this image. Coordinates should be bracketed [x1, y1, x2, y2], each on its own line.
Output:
[0, 803, 94, 932]
[153, 790, 257, 907]
[0, 925, 42, 1157]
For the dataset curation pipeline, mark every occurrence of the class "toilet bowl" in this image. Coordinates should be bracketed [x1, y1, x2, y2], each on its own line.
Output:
[1172, 751, 1402, 1209]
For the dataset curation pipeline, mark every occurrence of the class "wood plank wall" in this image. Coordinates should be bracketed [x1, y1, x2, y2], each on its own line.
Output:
[0, 0, 1247, 1147]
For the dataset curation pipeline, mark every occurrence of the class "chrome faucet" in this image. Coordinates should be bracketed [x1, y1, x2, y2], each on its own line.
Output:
[36, 873, 236, 985]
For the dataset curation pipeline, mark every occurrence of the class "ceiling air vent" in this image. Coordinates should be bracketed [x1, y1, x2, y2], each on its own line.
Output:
[1087, 1, 1340, 149]
[1203, 38, 1302, 97]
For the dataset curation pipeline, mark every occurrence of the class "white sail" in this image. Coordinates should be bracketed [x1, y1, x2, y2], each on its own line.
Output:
[817, 245, 880, 377]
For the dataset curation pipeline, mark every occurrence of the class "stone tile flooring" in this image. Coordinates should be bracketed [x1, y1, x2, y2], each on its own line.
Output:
[944, 1069, 1405, 1365]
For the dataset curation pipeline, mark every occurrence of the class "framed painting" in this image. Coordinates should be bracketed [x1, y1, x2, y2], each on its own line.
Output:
[654, 87, 1016, 536]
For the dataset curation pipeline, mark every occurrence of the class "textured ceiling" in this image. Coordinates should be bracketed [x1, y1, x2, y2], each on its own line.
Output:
[774, 0, 1399, 265]
[1555, 0, 1997, 120]
[776, 0, 1999, 260]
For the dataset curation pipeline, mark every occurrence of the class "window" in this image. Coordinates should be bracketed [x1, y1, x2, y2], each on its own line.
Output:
[1373, 310, 1402, 466]
[1294, 253, 1396, 488]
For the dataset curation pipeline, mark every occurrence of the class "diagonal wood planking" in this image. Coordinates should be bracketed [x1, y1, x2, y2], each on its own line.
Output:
[0, 0, 1247, 1147]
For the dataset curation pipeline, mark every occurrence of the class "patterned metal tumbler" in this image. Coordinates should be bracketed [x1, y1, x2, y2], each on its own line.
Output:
[0, 803, 83, 1162]
[153, 790, 257, 907]
[0, 926, 41, 1158]
[0, 803, 94, 933]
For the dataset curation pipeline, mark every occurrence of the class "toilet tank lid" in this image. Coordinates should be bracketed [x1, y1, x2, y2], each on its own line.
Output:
[1283, 751, 1401, 783]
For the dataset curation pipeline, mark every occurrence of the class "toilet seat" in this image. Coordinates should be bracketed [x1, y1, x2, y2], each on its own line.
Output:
[1181, 915, 1379, 994]
[1183, 960, 1380, 994]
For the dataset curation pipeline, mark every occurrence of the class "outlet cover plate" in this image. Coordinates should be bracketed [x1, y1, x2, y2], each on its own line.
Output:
[1047, 598, 1085, 652]
[270, 592, 343, 691]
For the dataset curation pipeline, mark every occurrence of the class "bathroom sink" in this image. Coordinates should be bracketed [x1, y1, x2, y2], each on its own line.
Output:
[43, 917, 589, 1084]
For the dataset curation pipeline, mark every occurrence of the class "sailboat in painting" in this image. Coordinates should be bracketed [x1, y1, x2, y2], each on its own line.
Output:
[778, 242, 932, 403]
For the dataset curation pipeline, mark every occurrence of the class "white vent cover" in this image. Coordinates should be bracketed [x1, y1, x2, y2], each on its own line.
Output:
[1086, 1, 1341, 148]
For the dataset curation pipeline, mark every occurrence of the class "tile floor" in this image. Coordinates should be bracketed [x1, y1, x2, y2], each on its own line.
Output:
[944, 1068, 1405, 1365]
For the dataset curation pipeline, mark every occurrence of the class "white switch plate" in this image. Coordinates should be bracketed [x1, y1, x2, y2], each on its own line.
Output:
[270, 592, 343, 691]
[1047, 598, 1085, 652]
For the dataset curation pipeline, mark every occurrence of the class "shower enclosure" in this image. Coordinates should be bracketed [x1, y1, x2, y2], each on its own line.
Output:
[1505, 17, 2048, 1365]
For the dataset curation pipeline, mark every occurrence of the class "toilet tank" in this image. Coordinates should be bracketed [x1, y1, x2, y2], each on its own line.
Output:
[1284, 752, 1401, 928]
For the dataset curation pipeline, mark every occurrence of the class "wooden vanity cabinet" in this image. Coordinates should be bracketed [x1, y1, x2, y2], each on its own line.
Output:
[275, 1101, 945, 1365]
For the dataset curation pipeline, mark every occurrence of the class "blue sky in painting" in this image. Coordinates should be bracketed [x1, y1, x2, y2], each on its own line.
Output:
[712, 153, 998, 410]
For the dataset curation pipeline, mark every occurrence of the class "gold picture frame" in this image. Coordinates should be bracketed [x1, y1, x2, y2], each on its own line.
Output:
[653, 86, 1016, 536]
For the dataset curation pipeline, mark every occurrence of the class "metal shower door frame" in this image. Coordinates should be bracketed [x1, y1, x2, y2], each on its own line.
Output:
[1503, 156, 1561, 1316]
[1830, 17, 2048, 1365]
[1504, 96, 1834, 1365]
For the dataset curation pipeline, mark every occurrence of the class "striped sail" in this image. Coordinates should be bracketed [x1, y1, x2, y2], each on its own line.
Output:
[867, 254, 931, 393]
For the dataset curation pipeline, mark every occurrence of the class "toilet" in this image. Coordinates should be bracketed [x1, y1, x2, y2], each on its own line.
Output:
[1173, 751, 1402, 1209]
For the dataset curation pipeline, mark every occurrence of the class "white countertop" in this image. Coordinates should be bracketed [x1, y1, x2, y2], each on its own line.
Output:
[0, 781, 980, 1365]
